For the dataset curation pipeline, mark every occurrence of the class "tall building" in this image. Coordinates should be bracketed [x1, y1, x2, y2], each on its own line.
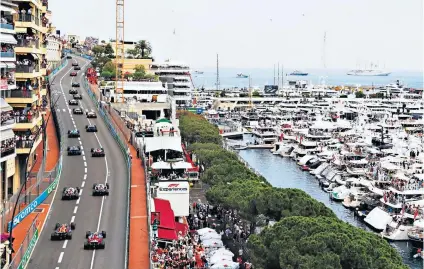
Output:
[0, 0, 49, 197]
[45, 13, 63, 70]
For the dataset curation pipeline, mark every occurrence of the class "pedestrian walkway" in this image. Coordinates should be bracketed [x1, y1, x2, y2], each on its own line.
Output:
[128, 144, 150, 269]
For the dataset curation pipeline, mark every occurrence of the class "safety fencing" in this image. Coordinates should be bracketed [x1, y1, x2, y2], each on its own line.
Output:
[8, 214, 39, 269]
[81, 71, 131, 269]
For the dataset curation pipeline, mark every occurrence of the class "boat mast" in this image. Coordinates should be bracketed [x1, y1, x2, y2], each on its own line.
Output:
[281, 64, 284, 89]
[249, 75, 252, 109]
[277, 62, 280, 87]
[273, 64, 276, 85]
[216, 54, 220, 91]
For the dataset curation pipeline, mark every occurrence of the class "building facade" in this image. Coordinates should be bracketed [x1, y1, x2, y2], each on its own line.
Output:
[0, 0, 50, 200]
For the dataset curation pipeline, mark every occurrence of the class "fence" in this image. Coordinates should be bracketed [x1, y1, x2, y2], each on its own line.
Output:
[8, 214, 39, 269]
[81, 72, 131, 269]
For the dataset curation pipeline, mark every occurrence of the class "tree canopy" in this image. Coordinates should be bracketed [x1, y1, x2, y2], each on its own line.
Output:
[247, 216, 408, 269]
[177, 111, 407, 268]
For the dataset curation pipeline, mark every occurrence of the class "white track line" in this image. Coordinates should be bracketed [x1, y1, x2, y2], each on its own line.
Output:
[70, 216, 75, 223]
[62, 240, 68, 249]
[58, 252, 64, 263]
[76, 198, 80, 205]
[81, 181, 85, 188]
[73, 206, 78, 214]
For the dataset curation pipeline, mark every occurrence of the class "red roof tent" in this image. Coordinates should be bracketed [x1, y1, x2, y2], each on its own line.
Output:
[153, 198, 189, 241]
[181, 143, 199, 172]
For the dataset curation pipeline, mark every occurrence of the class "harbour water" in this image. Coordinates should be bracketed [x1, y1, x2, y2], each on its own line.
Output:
[192, 68, 423, 89]
[237, 145, 423, 269]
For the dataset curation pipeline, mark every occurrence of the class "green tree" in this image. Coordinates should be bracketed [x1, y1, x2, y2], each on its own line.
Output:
[92, 45, 105, 57]
[104, 43, 114, 56]
[135, 40, 152, 58]
[126, 48, 138, 59]
[355, 91, 365, 98]
[252, 90, 260, 97]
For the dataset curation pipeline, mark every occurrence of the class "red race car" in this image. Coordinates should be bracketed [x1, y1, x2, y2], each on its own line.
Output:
[70, 72, 77, 76]
[84, 231, 106, 249]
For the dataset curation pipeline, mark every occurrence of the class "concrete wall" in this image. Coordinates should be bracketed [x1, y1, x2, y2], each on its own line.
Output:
[112, 58, 153, 74]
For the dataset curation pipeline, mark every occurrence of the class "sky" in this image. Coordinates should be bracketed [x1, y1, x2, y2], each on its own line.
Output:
[50, 0, 423, 70]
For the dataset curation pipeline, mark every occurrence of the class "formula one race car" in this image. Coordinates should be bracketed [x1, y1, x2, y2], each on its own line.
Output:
[72, 62, 79, 67]
[92, 183, 109, 196]
[70, 72, 77, 77]
[73, 107, 83, 114]
[86, 111, 97, 118]
[67, 129, 80, 138]
[51, 223, 75, 240]
[72, 82, 80, 87]
[68, 99, 78, 105]
[62, 187, 80, 200]
[69, 88, 78, 94]
[84, 231, 106, 250]
[73, 94, 82, 100]
[74, 66, 81, 71]
[67, 146, 82, 155]
[66, 55, 72, 59]
[85, 125, 97, 132]
[91, 148, 105, 157]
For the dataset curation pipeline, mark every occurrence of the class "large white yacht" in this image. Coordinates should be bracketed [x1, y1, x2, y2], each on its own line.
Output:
[150, 61, 194, 107]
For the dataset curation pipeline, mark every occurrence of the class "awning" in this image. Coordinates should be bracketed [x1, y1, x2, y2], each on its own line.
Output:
[144, 137, 183, 153]
[151, 161, 171, 170]
[0, 62, 16, 69]
[0, 5, 17, 14]
[31, 53, 39, 60]
[171, 161, 192, 169]
[175, 222, 189, 236]
[153, 198, 176, 229]
[157, 228, 177, 241]
[0, 98, 13, 110]
[1, 129, 15, 141]
[0, 34, 17, 45]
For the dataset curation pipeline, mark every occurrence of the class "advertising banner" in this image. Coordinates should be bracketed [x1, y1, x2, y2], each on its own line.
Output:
[16, 228, 39, 269]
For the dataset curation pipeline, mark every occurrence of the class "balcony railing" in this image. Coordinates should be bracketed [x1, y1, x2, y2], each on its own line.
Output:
[17, 14, 34, 23]
[0, 90, 36, 99]
[16, 65, 39, 73]
[0, 23, 14, 30]
[14, 111, 40, 124]
[16, 140, 34, 149]
[16, 39, 39, 49]
[0, 51, 15, 58]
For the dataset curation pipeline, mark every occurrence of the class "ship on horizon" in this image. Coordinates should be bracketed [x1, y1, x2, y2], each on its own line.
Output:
[237, 73, 248, 78]
[290, 70, 309, 76]
[194, 71, 204, 74]
[347, 63, 391, 76]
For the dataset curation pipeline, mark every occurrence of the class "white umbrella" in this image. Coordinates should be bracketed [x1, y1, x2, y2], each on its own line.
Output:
[171, 161, 192, 169]
[201, 239, 223, 248]
[201, 232, 221, 241]
[197, 228, 216, 236]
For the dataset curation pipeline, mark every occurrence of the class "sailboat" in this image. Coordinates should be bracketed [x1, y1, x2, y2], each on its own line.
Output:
[347, 63, 391, 76]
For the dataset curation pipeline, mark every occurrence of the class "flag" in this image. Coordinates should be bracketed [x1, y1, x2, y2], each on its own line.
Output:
[414, 208, 419, 220]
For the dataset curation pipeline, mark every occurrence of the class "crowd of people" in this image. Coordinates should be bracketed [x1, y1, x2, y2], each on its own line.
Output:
[13, 109, 37, 123]
[1, 111, 14, 125]
[0, 16, 13, 25]
[15, 133, 36, 148]
[1, 44, 13, 53]
[1, 138, 16, 155]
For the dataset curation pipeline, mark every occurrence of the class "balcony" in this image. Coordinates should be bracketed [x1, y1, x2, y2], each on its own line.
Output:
[15, 65, 41, 79]
[13, 110, 42, 130]
[0, 51, 16, 61]
[15, 39, 43, 54]
[16, 133, 42, 154]
[0, 89, 38, 104]
[0, 23, 14, 31]
[15, 14, 44, 33]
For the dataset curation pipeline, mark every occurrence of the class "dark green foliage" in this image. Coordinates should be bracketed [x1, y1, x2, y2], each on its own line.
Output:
[247, 217, 408, 269]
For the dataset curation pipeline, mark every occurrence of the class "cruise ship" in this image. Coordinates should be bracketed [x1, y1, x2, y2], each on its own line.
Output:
[347, 69, 391, 76]
[150, 61, 194, 106]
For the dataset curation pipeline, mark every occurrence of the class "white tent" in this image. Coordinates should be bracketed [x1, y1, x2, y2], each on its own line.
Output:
[200, 232, 221, 241]
[209, 248, 234, 258]
[151, 161, 171, 170]
[210, 261, 239, 269]
[201, 239, 223, 248]
[210, 255, 234, 266]
[197, 228, 216, 236]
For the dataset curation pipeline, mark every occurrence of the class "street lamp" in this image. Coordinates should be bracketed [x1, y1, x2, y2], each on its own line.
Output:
[7, 95, 60, 262]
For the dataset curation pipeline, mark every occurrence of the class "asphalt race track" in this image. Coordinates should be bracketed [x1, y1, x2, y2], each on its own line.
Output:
[29, 57, 128, 269]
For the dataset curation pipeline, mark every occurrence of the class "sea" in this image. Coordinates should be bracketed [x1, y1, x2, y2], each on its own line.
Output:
[236, 140, 423, 269]
[192, 68, 423, 90]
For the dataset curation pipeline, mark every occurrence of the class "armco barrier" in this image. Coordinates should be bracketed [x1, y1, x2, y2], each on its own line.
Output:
[80, 70, 131, 269]
[8, 215, 39, 269]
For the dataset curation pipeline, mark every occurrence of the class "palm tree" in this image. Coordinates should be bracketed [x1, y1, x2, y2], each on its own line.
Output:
[135, 40, 152, 58]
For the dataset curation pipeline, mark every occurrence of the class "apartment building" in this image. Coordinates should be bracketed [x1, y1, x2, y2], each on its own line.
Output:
[0, 0, 49, 197]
